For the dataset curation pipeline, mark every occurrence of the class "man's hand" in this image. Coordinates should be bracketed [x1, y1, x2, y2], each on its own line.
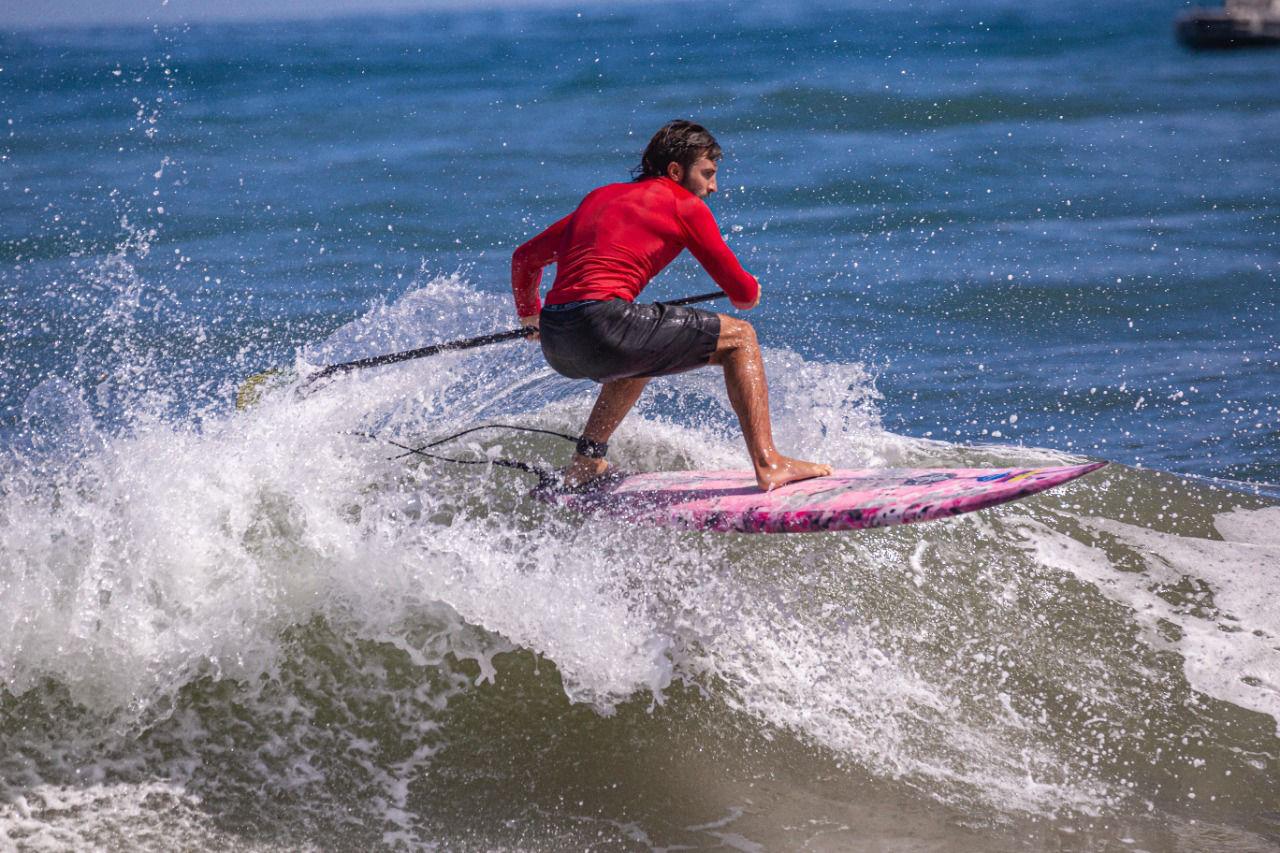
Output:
[731, 284, 761, 311]
[520, 313, 541, 341]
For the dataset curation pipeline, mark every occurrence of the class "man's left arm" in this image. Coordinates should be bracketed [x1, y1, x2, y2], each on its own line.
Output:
[511, 214, 572, 323]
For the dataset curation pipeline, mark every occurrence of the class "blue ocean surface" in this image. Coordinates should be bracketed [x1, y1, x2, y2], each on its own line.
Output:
[3, 0, 1277, 482]
[1, 1, 1279, 850]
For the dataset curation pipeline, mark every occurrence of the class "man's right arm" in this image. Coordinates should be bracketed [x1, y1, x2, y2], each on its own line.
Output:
[677, 196, 761, 310]
[512, 214, 571, 319]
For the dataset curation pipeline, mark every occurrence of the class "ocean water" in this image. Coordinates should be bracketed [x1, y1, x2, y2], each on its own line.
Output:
[2, 1, 1279, 850]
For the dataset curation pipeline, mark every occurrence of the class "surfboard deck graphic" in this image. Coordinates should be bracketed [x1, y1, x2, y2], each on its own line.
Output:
[534, 462, 1107, 534]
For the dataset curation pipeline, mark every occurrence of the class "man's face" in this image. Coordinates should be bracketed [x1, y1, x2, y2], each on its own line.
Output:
[668, 156, 719, 198]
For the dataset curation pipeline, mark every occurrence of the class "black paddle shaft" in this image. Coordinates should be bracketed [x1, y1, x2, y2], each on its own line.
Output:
[300, 290, 727, 387]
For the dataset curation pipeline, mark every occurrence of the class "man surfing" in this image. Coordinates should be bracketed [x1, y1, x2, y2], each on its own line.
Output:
[512, 120, 831, 491]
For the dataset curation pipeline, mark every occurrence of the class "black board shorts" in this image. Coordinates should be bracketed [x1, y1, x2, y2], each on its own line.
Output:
[539, 299, 722, 384]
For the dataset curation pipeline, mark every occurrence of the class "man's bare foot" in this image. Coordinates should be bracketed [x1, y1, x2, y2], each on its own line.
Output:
[562, 454, 609, 489]
[755, 456, 832, 492]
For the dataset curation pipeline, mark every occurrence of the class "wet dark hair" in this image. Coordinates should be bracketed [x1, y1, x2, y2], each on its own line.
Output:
[632, 120, 722, 181]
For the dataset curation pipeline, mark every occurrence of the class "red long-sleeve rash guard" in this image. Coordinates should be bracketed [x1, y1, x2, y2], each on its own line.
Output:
[511, 176, 760, 317]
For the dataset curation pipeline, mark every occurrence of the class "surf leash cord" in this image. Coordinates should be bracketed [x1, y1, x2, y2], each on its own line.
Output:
[371, 422, 593, 490]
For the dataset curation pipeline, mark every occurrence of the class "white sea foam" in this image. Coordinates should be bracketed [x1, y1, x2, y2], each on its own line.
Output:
[3, 274, 1253, 845]
[1017, 507, 1280, 735]
[0, 782, 243, 852]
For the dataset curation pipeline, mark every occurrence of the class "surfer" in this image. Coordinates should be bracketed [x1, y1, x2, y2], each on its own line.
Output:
[512, 120, 832, 491]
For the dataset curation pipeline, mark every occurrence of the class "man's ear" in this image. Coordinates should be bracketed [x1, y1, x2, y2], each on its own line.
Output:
[665, 162, 684, 183]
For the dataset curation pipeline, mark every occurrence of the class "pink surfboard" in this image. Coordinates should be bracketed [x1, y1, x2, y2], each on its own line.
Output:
[536, 462, 1107, 534]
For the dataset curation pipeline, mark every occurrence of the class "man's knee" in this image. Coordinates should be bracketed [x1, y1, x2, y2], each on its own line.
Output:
[712, 315, 758, 362]
[722, 315, 758, 347]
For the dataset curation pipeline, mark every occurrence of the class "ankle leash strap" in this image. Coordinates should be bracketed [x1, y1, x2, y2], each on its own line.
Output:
[575, 437, 609, 459]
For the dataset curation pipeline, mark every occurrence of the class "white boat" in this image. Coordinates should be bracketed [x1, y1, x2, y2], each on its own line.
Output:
[1177, 0, 1280, 48]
